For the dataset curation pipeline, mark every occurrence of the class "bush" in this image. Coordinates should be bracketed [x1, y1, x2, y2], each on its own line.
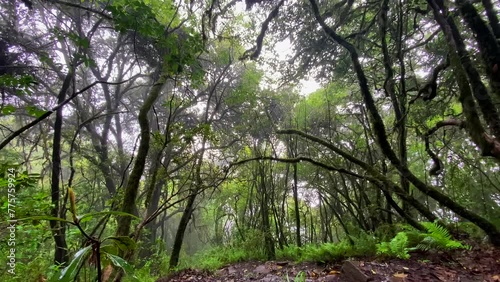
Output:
[278, 233, 378, 263]
[415, 222, 470, 251]
[376, 221, 470, 259]
[376, 232, 410, 259]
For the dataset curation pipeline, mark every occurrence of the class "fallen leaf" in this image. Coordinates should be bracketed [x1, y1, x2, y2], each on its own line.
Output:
[393, 272, 407, 278]
[328, 270, 341, 275]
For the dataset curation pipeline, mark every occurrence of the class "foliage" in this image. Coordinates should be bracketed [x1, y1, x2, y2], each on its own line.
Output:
[124, 261, 156, 282]
[277, 233, 378, 263]
[17, 189, 140, 282]
[2, 0, 500, 279]
[286, 271, 306, 282]
[415, 222, 471, 252]
[186, 246, 256, 271]
[377, 222, 470, 259]
[376, 232, 411, 259]
[0, 162, 52, 281]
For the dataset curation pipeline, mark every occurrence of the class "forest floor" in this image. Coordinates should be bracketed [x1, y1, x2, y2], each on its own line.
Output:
[157, 247, 500, 282]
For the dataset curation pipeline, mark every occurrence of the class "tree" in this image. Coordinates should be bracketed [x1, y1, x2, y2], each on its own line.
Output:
[232, 0, 500, 245]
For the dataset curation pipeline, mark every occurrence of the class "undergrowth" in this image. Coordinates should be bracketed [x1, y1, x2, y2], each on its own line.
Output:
[186, 245, 266, 271]
[376, 221, 470, 259]
[277, 233, 378, 263]
[131, 222, 473, 281]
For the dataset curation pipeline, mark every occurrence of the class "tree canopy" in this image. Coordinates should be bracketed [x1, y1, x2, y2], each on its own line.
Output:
[1, 0, 500, 281]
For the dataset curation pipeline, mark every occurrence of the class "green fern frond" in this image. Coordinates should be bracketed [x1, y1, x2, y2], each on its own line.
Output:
[422, 222, 452, 239]
[376, 232, 410, 259]
[417, 221, 470, 251]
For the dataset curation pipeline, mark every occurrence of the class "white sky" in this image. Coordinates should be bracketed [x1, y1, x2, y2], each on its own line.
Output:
[263, 38, 321, 96]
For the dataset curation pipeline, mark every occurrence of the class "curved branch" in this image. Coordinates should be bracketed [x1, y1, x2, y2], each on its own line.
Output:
[231, 155, 431, 227]
[231, 156, 374, 181]
[240, 0, 285, 60]
[0, 79, 134, 151]
[424, 119, 464, 176]
[276, 129, 437, 221]
[51, 0, 113, 20]
[310, 0, 500, 245]
[416, 56, 450, 102]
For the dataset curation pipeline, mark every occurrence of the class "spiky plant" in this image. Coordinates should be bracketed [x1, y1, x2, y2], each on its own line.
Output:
[415, 221, 470, 251]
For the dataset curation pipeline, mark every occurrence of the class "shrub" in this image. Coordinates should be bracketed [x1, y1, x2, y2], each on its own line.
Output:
[376, 221, 470, 259]
[415, 222, 470, 251]
[283, 233, 377, 263]
[376, 232, 410, 259]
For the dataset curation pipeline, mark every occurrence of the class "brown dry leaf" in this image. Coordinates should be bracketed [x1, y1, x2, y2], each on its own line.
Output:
[393, 272, 407, 278]
[492, 274, 500, 281]
[371, 269, 377, 274]
[328, 270, 341, 275]
[101, 265, 114, 282]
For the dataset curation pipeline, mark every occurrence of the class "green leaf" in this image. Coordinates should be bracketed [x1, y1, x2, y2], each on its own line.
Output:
[79, 210, 140, 223]
[83, 57, 96, 67]
[2, 104, 16, 115]
[104, 252, 139, 282]
[103, 236, 137, 252]
[26, 105, 47, 118]
[18, 215, 74, 225]
[100, 244, 118, 256]
[51, 246, 92, 282]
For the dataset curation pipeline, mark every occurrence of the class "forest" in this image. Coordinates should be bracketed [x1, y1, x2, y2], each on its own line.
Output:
[1, 0, 500, 281]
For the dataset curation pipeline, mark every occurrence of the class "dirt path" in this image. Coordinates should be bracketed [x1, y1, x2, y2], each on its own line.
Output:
[155, 247, 500, 282]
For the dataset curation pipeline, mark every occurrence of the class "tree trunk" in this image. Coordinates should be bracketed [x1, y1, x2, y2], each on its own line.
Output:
[292, 163, 301, 247]
[307, 0, 500, 246]
[168, 190, 197, 268]
[49, 71, 73, 265]
[116, 73, 167, 237]
[169, 137, 207, 268]
[258, 161, 275, 260]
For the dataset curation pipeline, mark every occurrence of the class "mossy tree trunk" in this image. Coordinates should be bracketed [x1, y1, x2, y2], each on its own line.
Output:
[115, 73, 167, 238]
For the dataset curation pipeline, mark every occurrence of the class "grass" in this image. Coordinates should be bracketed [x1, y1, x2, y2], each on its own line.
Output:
[277, 233, 378, 263]
[125, 224, 473, 281]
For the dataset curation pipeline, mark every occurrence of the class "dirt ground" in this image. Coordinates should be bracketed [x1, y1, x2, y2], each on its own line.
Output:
[155, 247, 500, 282]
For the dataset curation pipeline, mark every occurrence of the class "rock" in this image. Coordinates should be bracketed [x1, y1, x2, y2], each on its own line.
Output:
[341, 261, 369, 282]
[228, 266, 238, 275]
[254, 265, 272, 275]
[321, 275, 340, 282]
[259, 274, 282, 282]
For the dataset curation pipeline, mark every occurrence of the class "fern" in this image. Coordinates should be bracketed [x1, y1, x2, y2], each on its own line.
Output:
[376, 222, 470, 260]
[416, 221, 470, 251]
[376, 232, 410, 259]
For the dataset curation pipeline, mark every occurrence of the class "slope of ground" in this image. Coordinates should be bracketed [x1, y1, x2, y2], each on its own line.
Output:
[155, 247, 500, 282]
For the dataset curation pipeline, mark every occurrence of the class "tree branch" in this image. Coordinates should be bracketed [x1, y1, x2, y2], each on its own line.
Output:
[0, 79, 133, 151]
[424, 119, 464, 176]
[240, 0, 285, 60]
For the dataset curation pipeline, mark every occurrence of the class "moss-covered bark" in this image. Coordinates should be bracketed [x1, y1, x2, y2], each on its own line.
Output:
[50, 70, 74, 265]
[115, 73, 167, 238]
